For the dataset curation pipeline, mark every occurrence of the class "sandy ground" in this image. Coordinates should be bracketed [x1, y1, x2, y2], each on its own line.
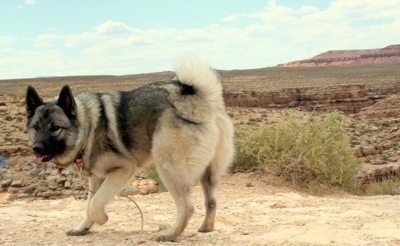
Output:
[1, 172, 400, 246]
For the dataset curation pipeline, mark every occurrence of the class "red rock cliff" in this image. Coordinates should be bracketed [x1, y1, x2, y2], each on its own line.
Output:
[277, 44, 400, 67]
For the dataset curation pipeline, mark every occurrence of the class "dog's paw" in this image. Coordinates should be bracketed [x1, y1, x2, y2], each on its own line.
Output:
[198, 227, 213, 233]
[66, 228, 90, 236]
[198, 222, 214, 233]
[155, 234, 178, 242]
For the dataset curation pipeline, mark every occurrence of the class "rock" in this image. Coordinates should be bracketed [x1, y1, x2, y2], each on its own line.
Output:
[56, 177, 67, 186]
[360, 145, 377, 156]
[10, 180, 24, 188]
[137, 179, 158, 195]
[223, 83, 400, 114]
[37, 191, 61, 198]
[64, 181, 71, 189]
[354, 149, 363, 157]
[47, 175, 57, 184]
[61, 168, 71, 176]
[1, 179, 12, 189]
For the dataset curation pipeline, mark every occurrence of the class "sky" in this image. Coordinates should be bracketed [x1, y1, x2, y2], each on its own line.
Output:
[0, 0, 399, 80]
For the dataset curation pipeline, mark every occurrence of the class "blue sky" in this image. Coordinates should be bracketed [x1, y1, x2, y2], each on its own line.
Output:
[0, 0, 399, 79]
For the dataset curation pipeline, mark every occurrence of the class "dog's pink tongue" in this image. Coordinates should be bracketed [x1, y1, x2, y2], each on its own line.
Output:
[34, 155, 44, 163]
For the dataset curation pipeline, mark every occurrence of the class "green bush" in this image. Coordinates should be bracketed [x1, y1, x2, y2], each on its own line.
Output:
[234, 111, 362, 191]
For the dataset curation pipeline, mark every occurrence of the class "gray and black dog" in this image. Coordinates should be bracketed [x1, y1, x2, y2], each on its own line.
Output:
[25, 58, 234, 242]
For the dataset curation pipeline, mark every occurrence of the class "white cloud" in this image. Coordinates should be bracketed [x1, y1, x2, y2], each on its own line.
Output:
[2, 0, 400, 79]
[25, 0, 36, 4]
[95, 20, 134, 35]
[297, 5, 319, 14]
[220, 14, 246, 22]
[17, 0, 36, 8]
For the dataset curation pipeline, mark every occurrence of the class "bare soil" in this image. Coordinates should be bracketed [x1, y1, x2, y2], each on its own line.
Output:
[2, 172, 400, 245]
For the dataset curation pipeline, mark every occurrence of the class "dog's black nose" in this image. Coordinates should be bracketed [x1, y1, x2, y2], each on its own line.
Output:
[32, 143, 44, 154]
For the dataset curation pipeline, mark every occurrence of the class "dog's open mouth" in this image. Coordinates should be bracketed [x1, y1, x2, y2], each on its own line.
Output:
[34, 155, 53, 163]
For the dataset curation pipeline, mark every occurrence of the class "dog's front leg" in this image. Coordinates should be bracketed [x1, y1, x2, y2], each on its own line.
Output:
[66, 175, 104, 236]
[88, 167, 134, 225]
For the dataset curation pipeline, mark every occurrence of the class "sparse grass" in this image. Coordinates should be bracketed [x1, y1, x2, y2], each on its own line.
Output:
[361, 177, 400, 196]
[234, 111, 362, 192]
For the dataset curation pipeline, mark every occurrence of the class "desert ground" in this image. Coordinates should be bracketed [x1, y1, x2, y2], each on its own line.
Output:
[0, 173, 400, 245]
[3, 172, 400, 246]
[1, 63, 400, 245]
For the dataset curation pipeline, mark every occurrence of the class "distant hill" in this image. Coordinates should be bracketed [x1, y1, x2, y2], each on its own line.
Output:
[277, 44, 400, 67]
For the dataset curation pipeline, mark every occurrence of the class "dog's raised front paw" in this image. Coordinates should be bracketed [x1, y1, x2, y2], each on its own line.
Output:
[89, 204, 109, 225]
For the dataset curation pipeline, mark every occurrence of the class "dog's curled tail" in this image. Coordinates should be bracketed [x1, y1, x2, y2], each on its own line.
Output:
[173, 58, 223, 104]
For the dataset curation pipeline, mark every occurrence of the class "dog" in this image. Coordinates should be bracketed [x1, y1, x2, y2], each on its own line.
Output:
[25, 58, 234, 242]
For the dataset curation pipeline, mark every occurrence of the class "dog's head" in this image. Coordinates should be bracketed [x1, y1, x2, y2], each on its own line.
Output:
[25, 85, 80, 167]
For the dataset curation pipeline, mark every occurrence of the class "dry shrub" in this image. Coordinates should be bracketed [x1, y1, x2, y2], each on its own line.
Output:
[234, 111, 362, 191]
[362, 176, 400, 196]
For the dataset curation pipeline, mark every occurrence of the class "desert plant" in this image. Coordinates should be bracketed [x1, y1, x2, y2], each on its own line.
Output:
[361, 176, 400, 196]
[234, 111, 362, 191]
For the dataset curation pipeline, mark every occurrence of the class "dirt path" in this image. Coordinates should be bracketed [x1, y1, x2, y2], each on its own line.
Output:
[1, 172, 400, 245]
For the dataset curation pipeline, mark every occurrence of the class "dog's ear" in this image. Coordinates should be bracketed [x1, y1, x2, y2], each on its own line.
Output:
[26, 86, 43, 118]
[57, 85, 77, 118]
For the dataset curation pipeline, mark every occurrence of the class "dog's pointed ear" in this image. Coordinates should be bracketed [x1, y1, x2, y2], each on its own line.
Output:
[26, 86, 43, 118]
[57, 85, 77, 118]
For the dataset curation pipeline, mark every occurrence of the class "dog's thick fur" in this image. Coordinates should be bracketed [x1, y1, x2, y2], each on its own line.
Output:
[25, 58, 234, 242]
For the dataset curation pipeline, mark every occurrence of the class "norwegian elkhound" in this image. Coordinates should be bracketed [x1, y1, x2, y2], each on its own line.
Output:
[25, 58, 234, 242]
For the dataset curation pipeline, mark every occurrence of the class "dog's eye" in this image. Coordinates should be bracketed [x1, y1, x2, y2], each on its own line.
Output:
[50, 125, 60, 132]
[33, 124, 39, 130]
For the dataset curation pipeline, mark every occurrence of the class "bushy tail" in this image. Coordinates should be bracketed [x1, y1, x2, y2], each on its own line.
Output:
[173, 58, 223, 104]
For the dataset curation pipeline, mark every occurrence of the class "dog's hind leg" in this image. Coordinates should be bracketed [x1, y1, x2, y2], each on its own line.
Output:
[198, 117, 234, 233]
[154, 164, 195, 242]
[198, 166, 218, 233]
[66, 175, 104, 236]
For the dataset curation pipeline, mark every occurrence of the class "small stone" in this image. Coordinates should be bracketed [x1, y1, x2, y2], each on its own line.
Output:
[64, 181, 71, 189]
[48, 184, 58, 190]
[47, 176, 57, 183]
[38, 191, 61, 198]
[61, 168, 71, 176]
[360, 145, 376, 156]
[56, 177, 67, 186]
[373, 159, 386, 165]
[270, 202, 287, 209]
[1, 179, 12, 188]
[10, 180, 24, 188]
